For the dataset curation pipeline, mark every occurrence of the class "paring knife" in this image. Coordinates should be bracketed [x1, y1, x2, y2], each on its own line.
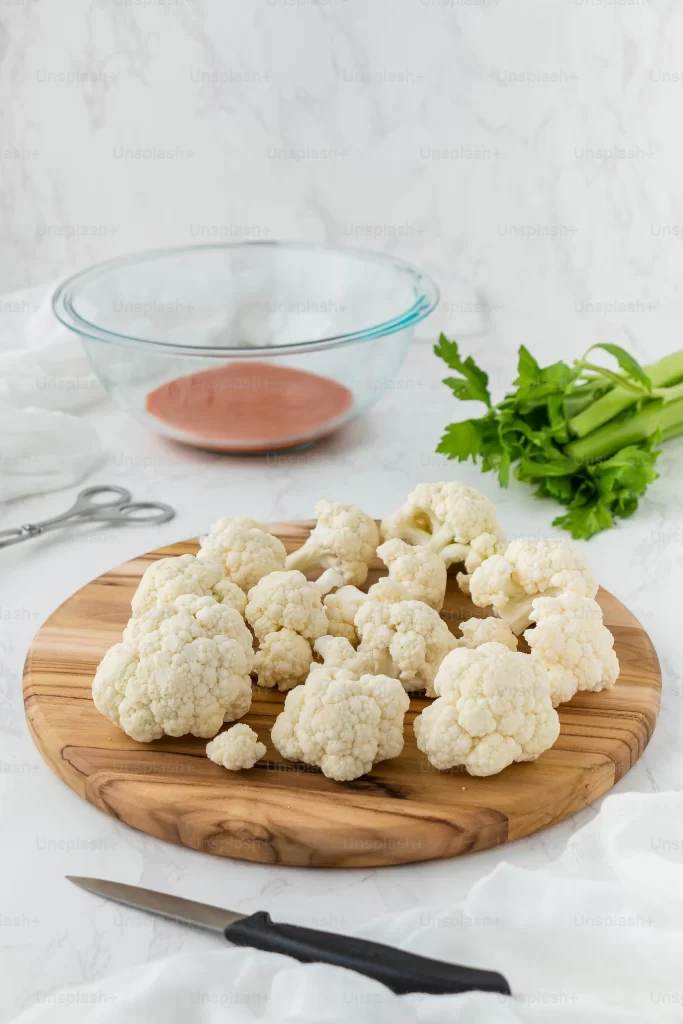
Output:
[67, 876, 511, 997]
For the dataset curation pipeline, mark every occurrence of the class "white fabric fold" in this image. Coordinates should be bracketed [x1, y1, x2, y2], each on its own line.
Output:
[11, 790, 683, 1023]
[0, 406, 103, 504]
[0, 283, 104, 412]
[0, 284, 104, 503]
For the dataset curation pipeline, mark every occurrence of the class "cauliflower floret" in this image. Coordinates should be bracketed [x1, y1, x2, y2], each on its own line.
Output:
[253, 629, 313, 691]
[90, 641, 139, 726]
[271, 668, 409, 781]
[206, 724, 266, 770]
[212, 580, 248, 617]
[456, 616, 518, 652]
[369, 538, 447, 610]
[414, 643, 560, 776]
[198, 518, 287, 591]
[93, 634, 252, 742]
[469, 538, 599, 634]
[124, 594, 253, 659]
[355, 599, 457, 696]
[365, 578, 410, 605]
[93, 595, 253, 742]
[131, 554, 246, 617]
[246, 570, 328, 642]
[524, 593, 619, 706]
[323, 585, 367, 645]
[285, 500, 380, 586]
[456, 533, 508, 594]
[313, 635, 376, 679]
[381, 482, 506, 571]
[269, 684, 307, 762]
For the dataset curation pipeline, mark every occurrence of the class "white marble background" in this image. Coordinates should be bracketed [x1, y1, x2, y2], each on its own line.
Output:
[2, 0, 683, 354]
[3, 0, 683, 1020]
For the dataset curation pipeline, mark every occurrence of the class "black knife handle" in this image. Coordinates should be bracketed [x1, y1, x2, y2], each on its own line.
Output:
[225, 911, 510, 996]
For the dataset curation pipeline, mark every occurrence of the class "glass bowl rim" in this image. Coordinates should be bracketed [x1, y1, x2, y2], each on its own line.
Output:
[52, 241, 440, 358]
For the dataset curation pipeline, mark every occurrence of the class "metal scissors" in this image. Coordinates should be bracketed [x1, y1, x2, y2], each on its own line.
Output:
[0, 485, 175, 549]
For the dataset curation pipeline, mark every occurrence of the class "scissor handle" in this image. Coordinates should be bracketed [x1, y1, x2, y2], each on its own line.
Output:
[17, 485, 135, 533]
[70, 486, 134, 515]
[88, 501, 176, 526]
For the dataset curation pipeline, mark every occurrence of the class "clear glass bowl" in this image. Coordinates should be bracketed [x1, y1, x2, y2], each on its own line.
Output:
[53, 242, 439, 452]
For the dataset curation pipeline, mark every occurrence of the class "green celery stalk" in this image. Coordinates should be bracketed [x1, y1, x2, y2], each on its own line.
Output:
[569, 348, 683, 439]
[566, 387, 683, 462]
[661, 421, 683, 443]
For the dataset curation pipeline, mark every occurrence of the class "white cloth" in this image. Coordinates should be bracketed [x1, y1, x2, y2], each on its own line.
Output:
[11, 790, 683, 1023]
[0, 406, 103, 504]
[0, 284, 104, 502]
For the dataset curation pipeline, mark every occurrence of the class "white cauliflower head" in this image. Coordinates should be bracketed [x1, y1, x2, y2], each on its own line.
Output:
[198, 518, 287, 591]
[371, 538, 447, 610]
[285, 500, 380, 586]
[323, 585, 367, 645]
[93, 635, 252, 743]
[93, 595, 253, 742]
[414, 643, 560, 776]
[252, 629, 313, 691]
[355, 598, 457, 696]
[468, 538, 599, 634]
[271, 668, 409, 781]
[131, 554, 246, 617]
[381, 482, 506, 569]
[124, 594, 253, 658]
[246, 570, 328, 642]
[206, 724, 266, 770]
[524, 593, 619, 706]
[455, 616, 518, 652]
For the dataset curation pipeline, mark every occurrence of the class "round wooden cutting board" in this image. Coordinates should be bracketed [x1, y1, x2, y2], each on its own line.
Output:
[23, 522, 661, 868]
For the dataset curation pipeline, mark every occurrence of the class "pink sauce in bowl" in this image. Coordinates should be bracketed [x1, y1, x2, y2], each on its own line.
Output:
[146, 361, 354, 453]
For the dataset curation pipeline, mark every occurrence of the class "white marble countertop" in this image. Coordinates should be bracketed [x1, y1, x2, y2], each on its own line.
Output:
[1, 333, 681, 1022]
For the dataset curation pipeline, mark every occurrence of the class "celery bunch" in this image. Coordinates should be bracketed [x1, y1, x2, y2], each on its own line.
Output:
[435, 337, 683, 539]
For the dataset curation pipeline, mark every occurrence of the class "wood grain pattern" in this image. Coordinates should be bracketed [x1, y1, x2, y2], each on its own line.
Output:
[22, 523, 662, 868]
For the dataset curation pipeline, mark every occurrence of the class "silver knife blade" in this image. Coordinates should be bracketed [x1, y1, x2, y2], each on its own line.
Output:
[67, 876, 245, 934]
